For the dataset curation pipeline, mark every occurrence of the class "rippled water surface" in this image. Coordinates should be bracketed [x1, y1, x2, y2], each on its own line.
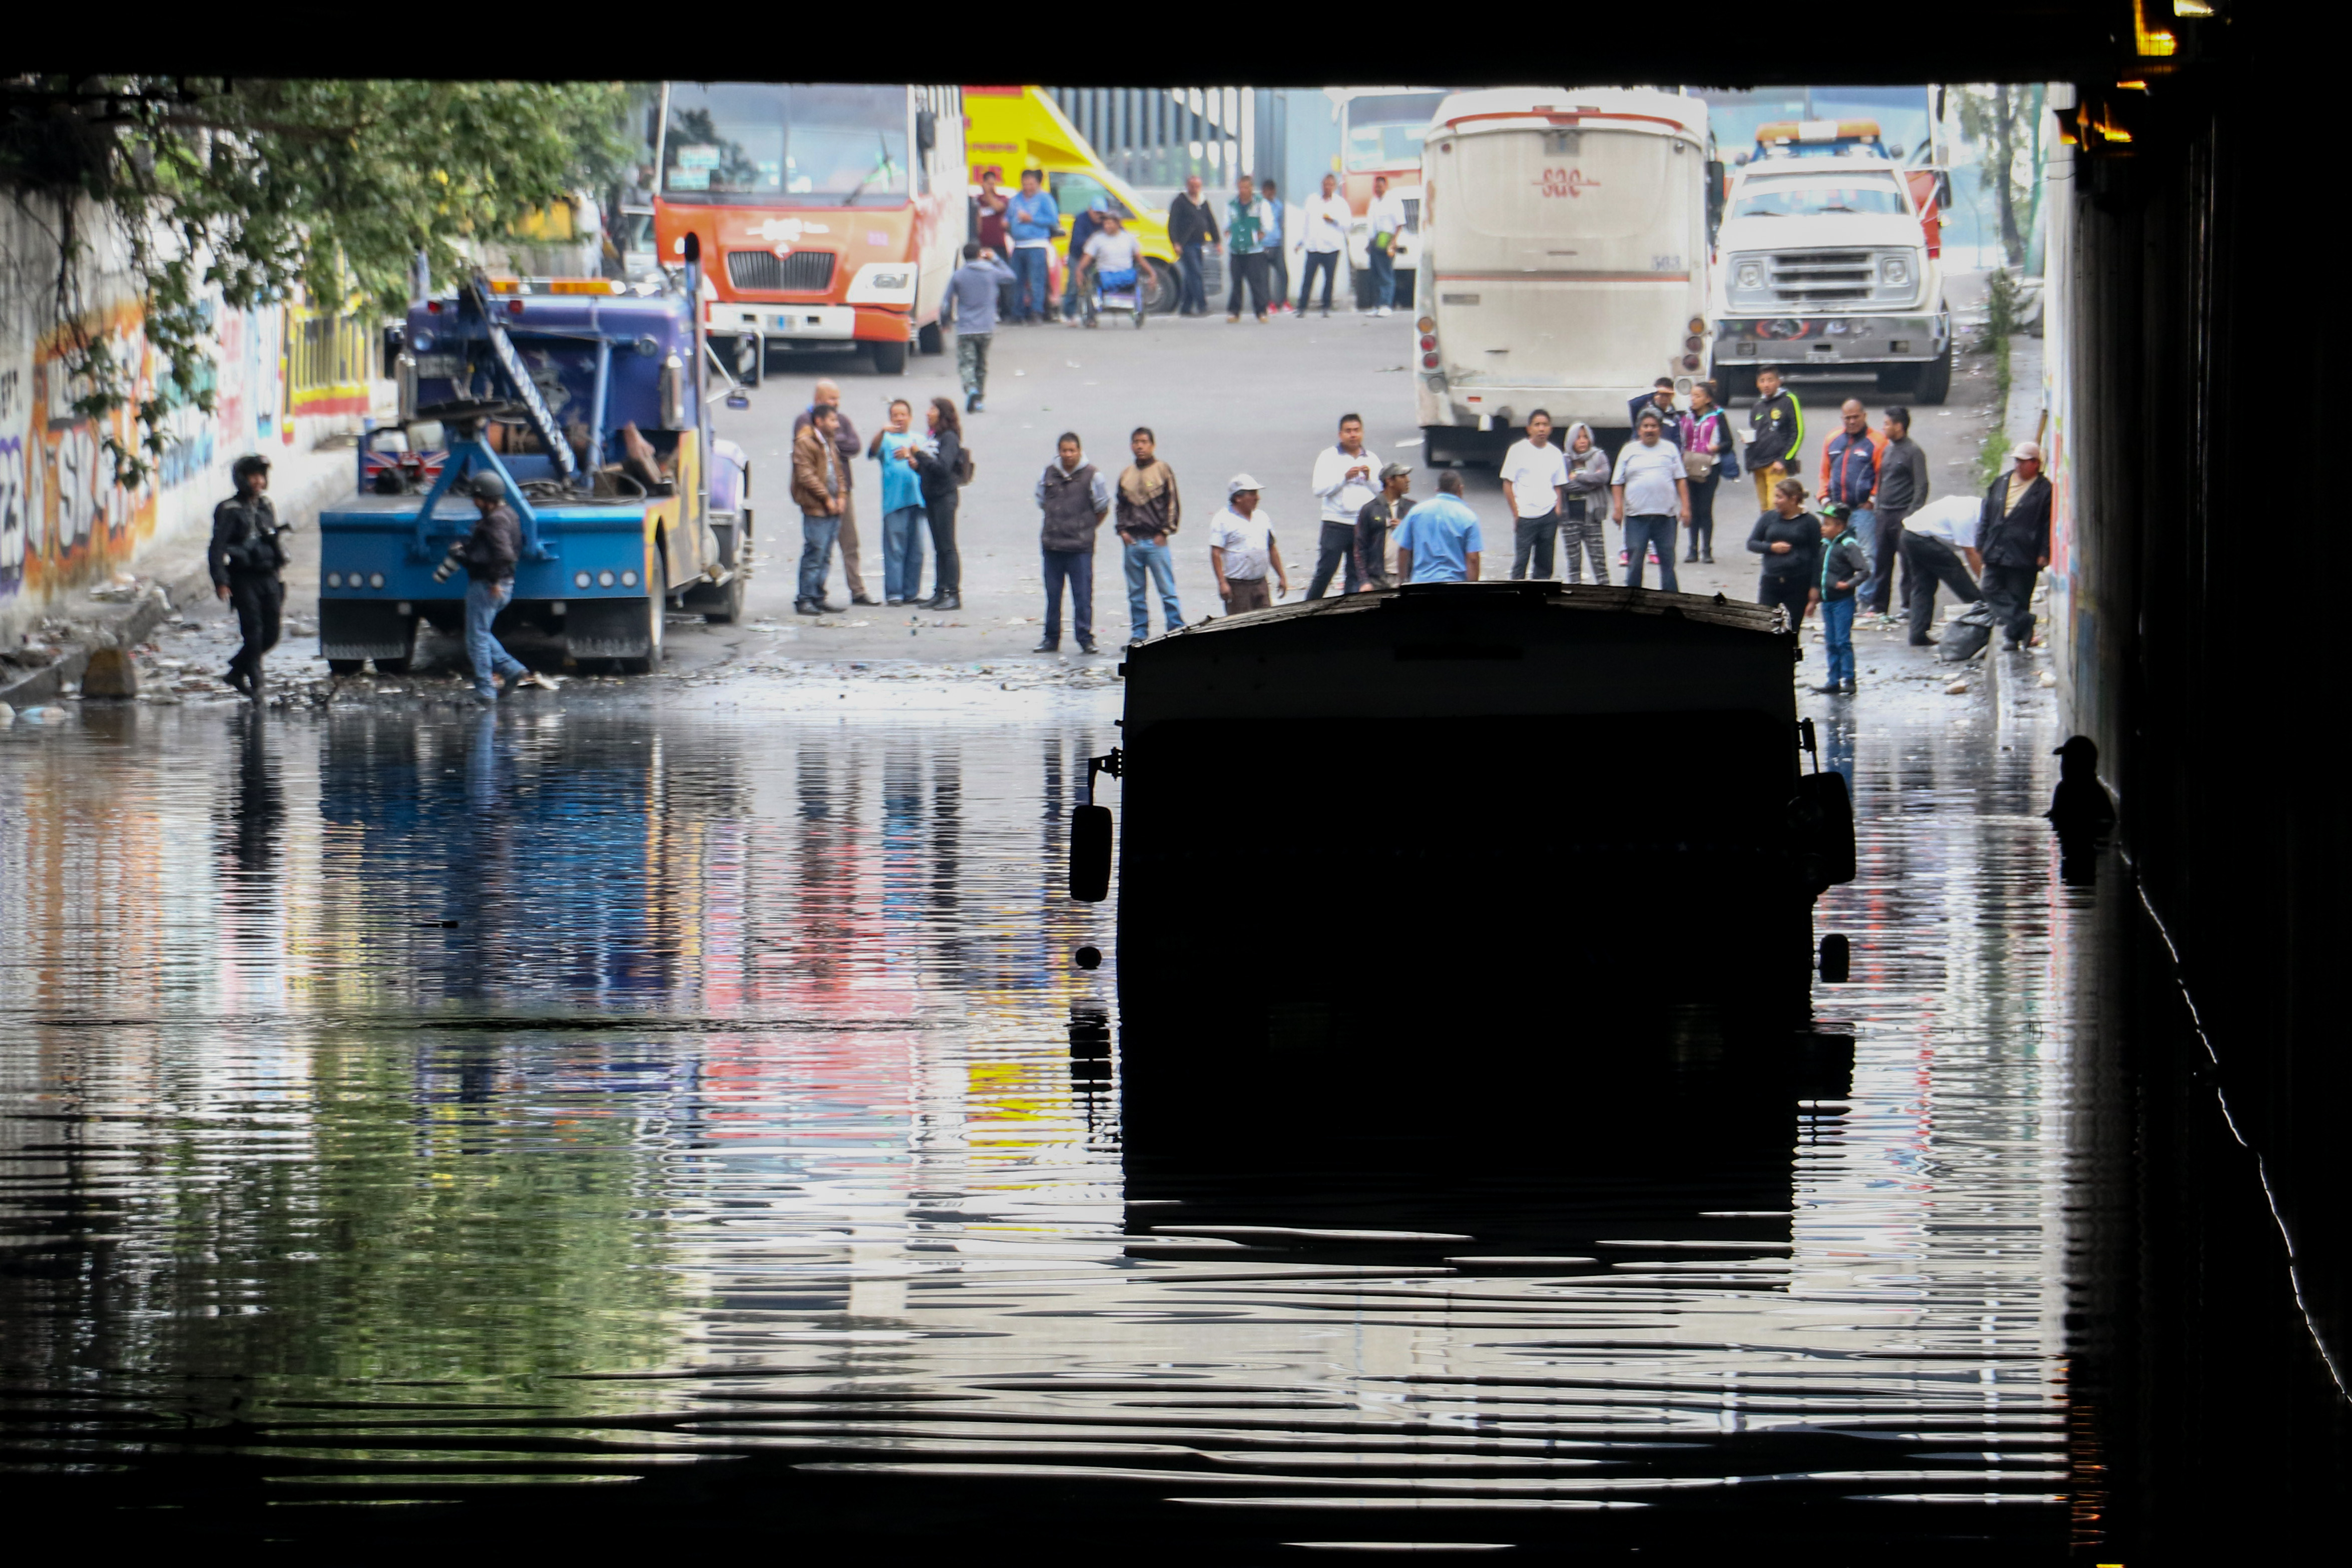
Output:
[1, 689, 2104, 1557]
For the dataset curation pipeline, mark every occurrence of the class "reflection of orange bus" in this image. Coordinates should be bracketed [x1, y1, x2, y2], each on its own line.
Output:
[655, 83, 967, 378]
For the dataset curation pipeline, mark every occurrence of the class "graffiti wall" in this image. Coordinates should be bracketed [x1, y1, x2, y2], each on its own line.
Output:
[1, 198, 373, 640]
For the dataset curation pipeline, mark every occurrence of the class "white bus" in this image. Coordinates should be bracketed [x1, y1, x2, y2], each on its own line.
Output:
[1413, 89, 1719, 466]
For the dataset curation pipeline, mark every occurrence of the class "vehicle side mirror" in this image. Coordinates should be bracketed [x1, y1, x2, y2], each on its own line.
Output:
[1069, 803, 1113, 903]
[1792, 770, 1856, 889]
[916, 108, 937, 156]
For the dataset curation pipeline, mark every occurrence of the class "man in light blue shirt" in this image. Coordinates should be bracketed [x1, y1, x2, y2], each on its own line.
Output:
[1004, 169, 1060, 324]
[1392, 472, 1484, 583]
[870, 398, 929, 604]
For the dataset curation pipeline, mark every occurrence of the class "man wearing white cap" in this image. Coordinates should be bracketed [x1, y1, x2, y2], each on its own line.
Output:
[1209, 474, 1289, 614]
[1975, 440, 2053, 649]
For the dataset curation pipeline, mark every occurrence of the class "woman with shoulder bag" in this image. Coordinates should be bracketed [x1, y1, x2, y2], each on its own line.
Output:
[905, 396, 967, 610]
[1747, 475, 1823, 627]
[1679, 379, 1737, 564]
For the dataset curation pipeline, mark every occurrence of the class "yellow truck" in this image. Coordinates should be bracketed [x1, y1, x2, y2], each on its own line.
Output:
[963, 86, 1184, 316]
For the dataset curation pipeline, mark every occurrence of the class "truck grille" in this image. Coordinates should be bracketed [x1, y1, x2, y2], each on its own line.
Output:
[1768, 250, 1873, 304]
[727, 250, 837, 293]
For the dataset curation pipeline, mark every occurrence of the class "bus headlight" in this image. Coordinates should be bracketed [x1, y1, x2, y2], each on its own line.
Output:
[845, 262, 918, 306]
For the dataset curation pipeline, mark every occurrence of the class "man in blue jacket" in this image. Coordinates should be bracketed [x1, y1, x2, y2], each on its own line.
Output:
[1004, 168, 1061, 324]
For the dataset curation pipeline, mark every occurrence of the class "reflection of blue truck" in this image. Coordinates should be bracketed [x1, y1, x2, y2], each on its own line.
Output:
[319, 262, 751, 674]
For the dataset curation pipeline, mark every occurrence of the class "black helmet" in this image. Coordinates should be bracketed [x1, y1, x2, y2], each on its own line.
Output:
[466, 471, 508, 501]
[231, 453, 271, 485]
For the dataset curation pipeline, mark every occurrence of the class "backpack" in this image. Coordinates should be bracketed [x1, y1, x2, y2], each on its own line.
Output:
[955, 445, 975, 486]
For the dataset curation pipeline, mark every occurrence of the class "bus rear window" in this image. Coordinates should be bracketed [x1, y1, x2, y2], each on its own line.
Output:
[664, 84, 909, 206]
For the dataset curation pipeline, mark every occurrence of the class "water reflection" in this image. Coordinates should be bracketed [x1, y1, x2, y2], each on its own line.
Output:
[0, 694, 2101, 1552]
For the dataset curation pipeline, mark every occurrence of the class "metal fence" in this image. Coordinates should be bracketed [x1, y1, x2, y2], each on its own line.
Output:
[1043, 88, 1252, 192]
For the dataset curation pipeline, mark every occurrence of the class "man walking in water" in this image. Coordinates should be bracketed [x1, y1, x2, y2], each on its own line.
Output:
[209, 453, 288, 697]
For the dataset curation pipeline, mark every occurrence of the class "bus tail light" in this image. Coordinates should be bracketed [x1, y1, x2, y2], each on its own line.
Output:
[1415, 316, 1436, 333]
[1421, 352, 1441, 370]
[1419, 335, 1437, 351]
[1688, 316, 1706, 334]
[1681, 354, 1702, 370]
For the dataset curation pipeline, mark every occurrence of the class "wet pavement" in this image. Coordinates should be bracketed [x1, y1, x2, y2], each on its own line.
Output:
[14, 653, 2298, 1560]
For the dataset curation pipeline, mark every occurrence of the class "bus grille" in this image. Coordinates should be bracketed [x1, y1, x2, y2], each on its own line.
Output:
[727, 250, 838, 293]
[1769, 250, 1873, 304]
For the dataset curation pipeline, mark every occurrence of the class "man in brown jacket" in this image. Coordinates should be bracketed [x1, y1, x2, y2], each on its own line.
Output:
[792, 405, 848, 615]
[791, 378, 875, 605]
[1114, 425, 1184, 645]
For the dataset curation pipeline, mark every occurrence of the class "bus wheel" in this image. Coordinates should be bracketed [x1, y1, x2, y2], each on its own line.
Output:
[870, 339, 908, 376]
[916, 322, 944, 356]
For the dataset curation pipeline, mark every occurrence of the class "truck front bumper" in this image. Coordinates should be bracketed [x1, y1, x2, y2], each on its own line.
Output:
[707, 303, 912, 344]
[1714, 312, 1948, 367]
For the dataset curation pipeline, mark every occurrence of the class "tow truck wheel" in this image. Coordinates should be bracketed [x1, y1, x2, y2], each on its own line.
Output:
[870, 339, 908, 376]
[619, 560, 667, 675]
[372, 616, 418, 675]
[701, 569, 746, 624]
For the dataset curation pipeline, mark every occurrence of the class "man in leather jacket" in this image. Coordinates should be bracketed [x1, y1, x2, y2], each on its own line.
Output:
[208, 453, 287, 696]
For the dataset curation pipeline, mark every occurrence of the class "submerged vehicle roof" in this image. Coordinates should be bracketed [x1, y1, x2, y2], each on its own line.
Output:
[1122, 582, 1796, 724]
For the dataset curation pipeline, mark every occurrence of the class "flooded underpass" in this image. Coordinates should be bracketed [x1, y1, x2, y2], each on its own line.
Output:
[0, 677, 2332, 1561]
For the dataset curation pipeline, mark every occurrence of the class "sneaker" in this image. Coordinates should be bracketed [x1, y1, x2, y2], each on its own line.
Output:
[516, 671, 562, 692]
[1808, 679, 1841, 694]
[1226, 313, 1240, 323]
[1839, 679, 1858, 695]
[1618, 551, 1629, 566]
[1377, 305, 1392, 317]
[794, 599, 822, 616]
[971, 398, 985, 413]
[965, 394, 978, 412]
[885, 597, 903, 607]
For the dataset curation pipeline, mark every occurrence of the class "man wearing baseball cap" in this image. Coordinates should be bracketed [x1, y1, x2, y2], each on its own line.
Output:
[1353, 461, 1414, 591]
[1975, 439, 2053, 650]
[1208, 474, 1289, 615]
[433, 470, 558, 700]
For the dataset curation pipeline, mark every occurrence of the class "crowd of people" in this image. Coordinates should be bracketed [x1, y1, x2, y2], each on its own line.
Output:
[774, 366, 2052, 691]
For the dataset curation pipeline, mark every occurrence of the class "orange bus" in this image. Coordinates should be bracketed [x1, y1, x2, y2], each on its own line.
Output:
[655, 83, 967, 378]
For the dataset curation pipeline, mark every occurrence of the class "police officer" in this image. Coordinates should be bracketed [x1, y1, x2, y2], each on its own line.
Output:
[209, 453, 287, 696]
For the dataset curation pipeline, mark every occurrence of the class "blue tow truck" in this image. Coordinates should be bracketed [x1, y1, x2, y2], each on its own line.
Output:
[319, 257, 751, 675]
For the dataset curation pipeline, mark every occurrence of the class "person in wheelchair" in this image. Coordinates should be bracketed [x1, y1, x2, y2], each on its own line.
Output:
[1080, 209, 1147, 327]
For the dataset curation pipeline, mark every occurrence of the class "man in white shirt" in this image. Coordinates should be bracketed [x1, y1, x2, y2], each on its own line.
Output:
[1364, 174, 1409, 315]
[1297, 172, 1350, 317]
[1211, 474, 1289, 614]
[1498, 409, 1571, 581]
[1610, 409, 1691, 592]
[1082, 213, 1144, 293]
[1306, 413, 1380, 598]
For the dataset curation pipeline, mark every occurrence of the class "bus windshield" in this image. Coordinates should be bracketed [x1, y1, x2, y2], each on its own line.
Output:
[1344, 91, 1448, 172]
[663, 83, 910, 206]
[1730, 173, 1909, 219]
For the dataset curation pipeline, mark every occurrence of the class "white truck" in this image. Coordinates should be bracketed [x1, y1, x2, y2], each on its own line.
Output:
[1709, 119, 1953, 403]
[1413, 88, 1718, 466]
[1330, 88, 1447, 310]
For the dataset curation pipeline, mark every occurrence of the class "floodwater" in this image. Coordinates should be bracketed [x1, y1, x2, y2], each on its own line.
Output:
[0, 681, 2312, 1557]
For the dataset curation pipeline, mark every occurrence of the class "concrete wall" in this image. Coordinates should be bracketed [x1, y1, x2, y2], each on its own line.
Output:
[0, 196, 386, 644]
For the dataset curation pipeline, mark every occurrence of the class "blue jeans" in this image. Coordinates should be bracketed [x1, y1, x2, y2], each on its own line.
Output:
[1847, 508, 1879, 607]
[1123, 538, 1183, 640]
[1622, 514, 1680, 592]
[464, 576, 527, 696]
[1821, 596, 1857, 685]
[881, 505, 927, 601]
[798, 512, 841, 603]
[1368, 244, 1395, 308]
[1010, 246, 1052, 322]
[1179, 241, 1207, 314]
[1041, 547, 1093, 647]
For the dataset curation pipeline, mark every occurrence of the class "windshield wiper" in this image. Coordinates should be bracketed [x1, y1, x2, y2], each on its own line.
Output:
[842, 133, 900, 206]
